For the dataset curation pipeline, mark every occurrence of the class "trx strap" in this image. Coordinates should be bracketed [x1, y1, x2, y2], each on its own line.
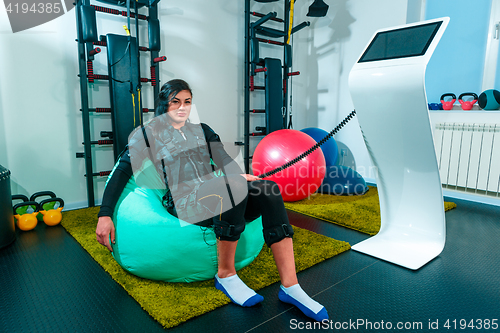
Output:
[286, 0, 294, 44]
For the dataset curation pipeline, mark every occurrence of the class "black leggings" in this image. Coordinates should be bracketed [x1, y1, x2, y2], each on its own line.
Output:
[195, 175, 294, 247]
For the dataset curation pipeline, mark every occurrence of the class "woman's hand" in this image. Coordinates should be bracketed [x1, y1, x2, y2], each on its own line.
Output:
[241, 174, 260, 182]
[96, 216, 116, 252]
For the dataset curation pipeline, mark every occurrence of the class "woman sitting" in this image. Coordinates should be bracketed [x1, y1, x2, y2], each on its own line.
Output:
[95, 79, 328, 322]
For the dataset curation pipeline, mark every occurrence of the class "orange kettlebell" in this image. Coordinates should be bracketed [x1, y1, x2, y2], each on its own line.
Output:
[30, 191, 56, 222]
[13, 201, 40, 231]
[39, 198, 64, 226]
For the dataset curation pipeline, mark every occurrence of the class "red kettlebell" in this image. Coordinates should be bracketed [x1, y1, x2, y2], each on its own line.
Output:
[440, 93, 456, 110]
[459, 92, 478, 111]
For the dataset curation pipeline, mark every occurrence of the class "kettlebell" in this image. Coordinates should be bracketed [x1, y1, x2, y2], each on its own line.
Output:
[12, 194, 29, 205]
[30, 191, 56, 221]
[39, 198, 64, 226]
[459, 92, 478, 111]
[440, 93, 456, 110]
[13, 201, 40, 231]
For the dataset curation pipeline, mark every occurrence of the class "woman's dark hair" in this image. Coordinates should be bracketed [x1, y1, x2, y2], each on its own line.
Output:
[155, 79, 193, 117]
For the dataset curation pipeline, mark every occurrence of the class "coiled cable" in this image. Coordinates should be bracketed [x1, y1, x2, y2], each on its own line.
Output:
[258, 110, 357, 178]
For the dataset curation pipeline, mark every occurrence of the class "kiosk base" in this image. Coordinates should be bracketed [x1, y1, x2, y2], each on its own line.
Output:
[352, 227, 444, 270]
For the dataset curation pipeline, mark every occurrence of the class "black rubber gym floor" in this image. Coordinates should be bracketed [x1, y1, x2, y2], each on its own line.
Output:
[1, 197, 499, 332]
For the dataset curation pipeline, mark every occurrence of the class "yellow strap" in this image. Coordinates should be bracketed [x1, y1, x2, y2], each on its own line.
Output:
[132, 93, 136, 127]
[287, 0, 294, 44]
[123, 25, 131, 36]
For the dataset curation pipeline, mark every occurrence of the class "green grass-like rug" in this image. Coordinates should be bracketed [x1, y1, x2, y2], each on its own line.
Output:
[61, 207, 350, 328]
[284, 186, 457, 235]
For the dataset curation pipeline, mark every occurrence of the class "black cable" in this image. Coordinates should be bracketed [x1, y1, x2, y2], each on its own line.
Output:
[109, 41, 131, 68]
[108, 0, 132, 69]
[258, 110, 356, 178]
[110, 77, 130, 84]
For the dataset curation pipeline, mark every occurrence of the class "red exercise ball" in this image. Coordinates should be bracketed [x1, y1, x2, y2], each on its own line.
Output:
[252, 129, 326, 202]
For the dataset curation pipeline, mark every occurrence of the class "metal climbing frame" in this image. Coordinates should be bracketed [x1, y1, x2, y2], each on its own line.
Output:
[242, 0, 309, 173]
[75, 0, 165, 207]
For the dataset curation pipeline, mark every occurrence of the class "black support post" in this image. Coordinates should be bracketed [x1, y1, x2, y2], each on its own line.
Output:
[149, 3, 160, 110]
[283, 0, 290, 129]
[244, 0, 251, 173]
[76, 0, 95, 207]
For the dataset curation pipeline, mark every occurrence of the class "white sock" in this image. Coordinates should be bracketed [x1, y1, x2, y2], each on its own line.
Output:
[281, 284, 324, 314]
[215, 274, 263, 307]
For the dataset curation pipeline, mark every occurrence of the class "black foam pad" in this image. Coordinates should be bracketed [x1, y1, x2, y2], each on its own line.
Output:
[148, 19, 161, 51]
[251, 38, 260, 64]
[265, 58, 283, 134]
[106, 34, 142, 159]
[80, 5, 98, 43]
[256, 26, 285, 38]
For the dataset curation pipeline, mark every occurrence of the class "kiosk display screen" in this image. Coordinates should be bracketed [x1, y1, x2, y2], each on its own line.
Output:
[358, 21, 442, 63]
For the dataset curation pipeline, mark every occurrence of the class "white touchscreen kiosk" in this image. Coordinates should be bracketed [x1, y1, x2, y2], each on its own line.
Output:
[348, 18, 449, 270]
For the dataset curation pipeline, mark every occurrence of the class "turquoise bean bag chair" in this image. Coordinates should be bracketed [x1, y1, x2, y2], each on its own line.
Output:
[108, 160, 265, 282]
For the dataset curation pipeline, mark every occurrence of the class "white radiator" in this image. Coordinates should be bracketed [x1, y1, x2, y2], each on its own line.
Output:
[434, 123, 500, 196]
